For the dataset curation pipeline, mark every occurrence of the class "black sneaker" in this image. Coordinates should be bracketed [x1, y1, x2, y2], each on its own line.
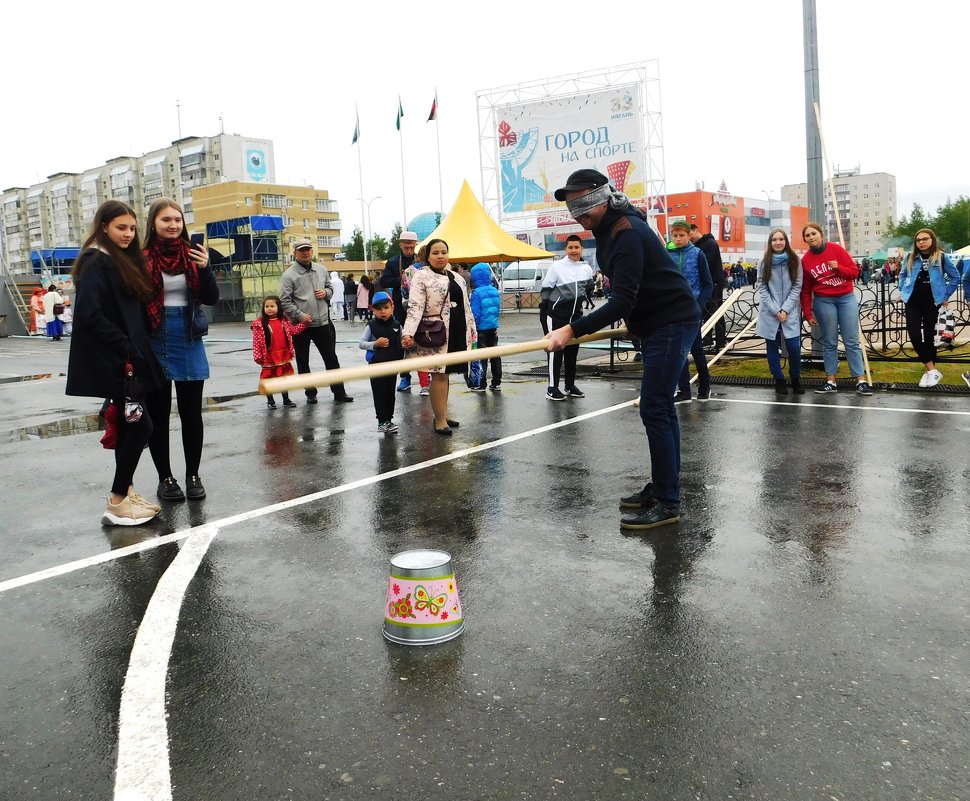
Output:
[814, 381, 838, 394]
[282, 399, 297, 408]
[266, 399, 277, 409]
[774, 378, 789, 395]
[157, 476, 185, 502]
[619, 482, 655, 509]
[791, 380, 805, 395]
[565, 385, 585, 398]
[489, 385, 502, 392]
[620, 502, 681, 530]
[306, 396, 318, 405]
[470, 384, 487, 393]
[334, 394, 354, 403]
[673, 391, 691, 404]
[696, 386, 711, 402]
[186, 475, 206, 500]
[546, 387, 567, 401]
[855, 381, 873, 396]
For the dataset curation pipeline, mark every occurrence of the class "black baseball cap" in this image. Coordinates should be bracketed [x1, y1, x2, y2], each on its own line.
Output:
[553, 169, 610, 201]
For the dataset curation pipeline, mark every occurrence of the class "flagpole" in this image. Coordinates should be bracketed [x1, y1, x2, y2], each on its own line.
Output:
[355, 104, 368, 276]
[396, 95, 408, 227]
[432, 88, 443, 215]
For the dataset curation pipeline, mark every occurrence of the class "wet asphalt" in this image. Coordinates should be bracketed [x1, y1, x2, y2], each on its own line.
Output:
[1, 312, 969, 801]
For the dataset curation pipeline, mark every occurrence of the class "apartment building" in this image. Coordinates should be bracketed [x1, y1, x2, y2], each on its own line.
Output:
[189, 181, 342, 263]
[781, 168, 896, 258]
[1, 133, 277, 274]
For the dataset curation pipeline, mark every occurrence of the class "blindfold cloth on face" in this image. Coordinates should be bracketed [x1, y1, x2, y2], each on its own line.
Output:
[565, 184, 645, 223]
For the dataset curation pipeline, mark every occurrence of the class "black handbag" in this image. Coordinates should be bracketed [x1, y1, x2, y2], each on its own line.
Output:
[415, 317, 446, 348]
[190, 304, 209, 338]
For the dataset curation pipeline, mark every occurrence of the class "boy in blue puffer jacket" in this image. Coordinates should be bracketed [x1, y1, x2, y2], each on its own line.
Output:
[666, 220, 713, 402]
[469, 262, 502, 391]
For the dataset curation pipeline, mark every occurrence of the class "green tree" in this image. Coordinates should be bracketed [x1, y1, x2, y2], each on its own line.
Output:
[369, 235, 389, 261]
[387, 223, 404, 258]
[932, 196, 970, 250]
[888, 203, 932, 241]
[342, 227, 364, 261]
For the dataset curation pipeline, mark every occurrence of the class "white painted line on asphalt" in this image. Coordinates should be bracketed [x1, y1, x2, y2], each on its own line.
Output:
[711, 396, 970, 416]
[113, 528, 216, 801]
[0, 400, 634, 595]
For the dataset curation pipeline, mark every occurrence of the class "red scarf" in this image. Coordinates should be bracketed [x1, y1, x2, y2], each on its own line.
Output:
[144, 238, 200, 330]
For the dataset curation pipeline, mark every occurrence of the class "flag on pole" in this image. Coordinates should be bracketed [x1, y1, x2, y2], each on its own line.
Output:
[396, 97, 404, 131]
[427, 93, 437, 122]
[351, 113, 359, 145]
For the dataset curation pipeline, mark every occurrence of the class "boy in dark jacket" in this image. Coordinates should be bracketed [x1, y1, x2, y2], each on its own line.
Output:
[358, 292, 403, 433]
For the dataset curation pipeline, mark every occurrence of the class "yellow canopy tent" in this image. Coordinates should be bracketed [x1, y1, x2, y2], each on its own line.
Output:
[952, 244, 970, 256]
[421, 180, 553, 263]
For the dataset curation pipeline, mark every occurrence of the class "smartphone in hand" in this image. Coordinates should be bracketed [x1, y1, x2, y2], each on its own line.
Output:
[189, 233, 205, 250]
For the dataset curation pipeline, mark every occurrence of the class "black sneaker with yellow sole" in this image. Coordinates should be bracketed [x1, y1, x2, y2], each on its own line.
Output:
[620, 502, 681, 530]
[619, 482, 655, 509]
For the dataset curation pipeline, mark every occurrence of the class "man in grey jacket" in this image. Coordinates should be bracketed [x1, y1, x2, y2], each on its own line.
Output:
[279, 239, 353, 404]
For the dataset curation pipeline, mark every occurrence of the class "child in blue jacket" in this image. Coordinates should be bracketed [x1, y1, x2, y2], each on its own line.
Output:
[469, 262, 502, 391]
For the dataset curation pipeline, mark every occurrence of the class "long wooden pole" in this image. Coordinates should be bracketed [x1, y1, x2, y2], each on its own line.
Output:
[813, 102, 873, 385]
[260, 327, 627, 395]
[701, 287, 743, 338]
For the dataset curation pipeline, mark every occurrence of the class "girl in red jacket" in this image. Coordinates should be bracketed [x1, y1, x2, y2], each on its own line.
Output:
[799, 223, 872, 396]
[251, 295, 308, 409]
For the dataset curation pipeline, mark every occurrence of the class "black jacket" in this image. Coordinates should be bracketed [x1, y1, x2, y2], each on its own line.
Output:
[66, 250, 166, 400]
[380, 253, 415, 322]
[694, 233, 726, 288]
[571, 208, 699, 339]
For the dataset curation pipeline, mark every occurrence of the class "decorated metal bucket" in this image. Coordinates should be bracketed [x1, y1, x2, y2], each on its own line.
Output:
[383, 549, 464, 646]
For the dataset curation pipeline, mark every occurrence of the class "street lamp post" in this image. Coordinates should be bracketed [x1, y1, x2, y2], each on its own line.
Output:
[356, 195, 381, 277]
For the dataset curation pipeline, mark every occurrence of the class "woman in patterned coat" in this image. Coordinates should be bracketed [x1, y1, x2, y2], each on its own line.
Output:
[401, 238, 477, 435]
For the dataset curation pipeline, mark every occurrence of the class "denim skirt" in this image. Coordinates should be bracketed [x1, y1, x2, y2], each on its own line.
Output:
[152, 306, 210, 381]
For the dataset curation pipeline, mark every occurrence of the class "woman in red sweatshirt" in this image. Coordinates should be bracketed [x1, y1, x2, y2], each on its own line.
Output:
[799, 222, 871, 396]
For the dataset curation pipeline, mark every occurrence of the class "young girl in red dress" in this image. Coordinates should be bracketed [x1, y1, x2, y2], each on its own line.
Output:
[251, 295, 308, 409]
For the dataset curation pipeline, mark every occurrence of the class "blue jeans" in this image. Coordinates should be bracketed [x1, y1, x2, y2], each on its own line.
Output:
[638, 321, 697, 506]
[812, 293, 865, 377]
[678, 328, 709, 395]
[765, 333, 802, 381]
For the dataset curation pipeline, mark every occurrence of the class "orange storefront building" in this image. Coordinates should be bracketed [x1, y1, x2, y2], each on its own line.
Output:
[656, 189, 810, 263]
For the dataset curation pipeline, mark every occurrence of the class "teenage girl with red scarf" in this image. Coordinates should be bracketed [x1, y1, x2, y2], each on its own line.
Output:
[142, 198, 219, 502]
[251, 295, 308, 409]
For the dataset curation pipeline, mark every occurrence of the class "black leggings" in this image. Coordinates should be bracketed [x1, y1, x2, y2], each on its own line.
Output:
[904, 280, 939, 364]
[111, 399, 154, 496]
[146, 379, 205, 480]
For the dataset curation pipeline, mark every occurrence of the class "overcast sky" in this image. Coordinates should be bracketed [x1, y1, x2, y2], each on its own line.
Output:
[2, 0, 966, 240]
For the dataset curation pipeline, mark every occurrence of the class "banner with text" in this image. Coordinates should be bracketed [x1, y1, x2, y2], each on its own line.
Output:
[495, 85, 643, 217]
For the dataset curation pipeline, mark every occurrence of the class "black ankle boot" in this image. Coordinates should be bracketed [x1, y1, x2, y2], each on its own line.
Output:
[791, 378, 805, 395]
[774, 378, 789, 395]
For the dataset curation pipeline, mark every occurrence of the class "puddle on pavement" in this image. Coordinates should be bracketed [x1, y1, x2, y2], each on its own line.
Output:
[6, 392, 255, 443]
[9, 413, 105, 442]
[0, 373, 60, 384]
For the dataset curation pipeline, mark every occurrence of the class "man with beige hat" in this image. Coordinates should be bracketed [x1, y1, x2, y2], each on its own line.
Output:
[279, 239, 353, 404]
[380, 230, 419, 391]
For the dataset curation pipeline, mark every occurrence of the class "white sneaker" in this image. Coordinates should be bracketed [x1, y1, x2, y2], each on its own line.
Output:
[963, 371, 970, 389]
[102, 495, 159, 526]
[918, 372, 931, 388]
[925, 369, 942, 388]
[419, 387, 430, 396]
